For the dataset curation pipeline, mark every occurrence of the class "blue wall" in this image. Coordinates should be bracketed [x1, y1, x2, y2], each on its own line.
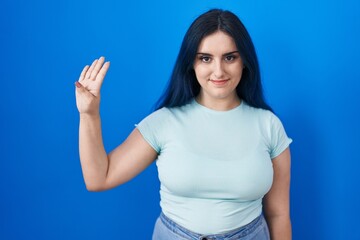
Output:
[1, 0, 359, 239]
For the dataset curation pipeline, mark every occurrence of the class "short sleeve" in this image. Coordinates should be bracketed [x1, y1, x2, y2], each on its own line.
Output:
[269, 114, 292, 159]
[136, 108, 169, 154]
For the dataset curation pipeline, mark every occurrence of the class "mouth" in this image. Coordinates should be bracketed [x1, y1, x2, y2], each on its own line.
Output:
[209, 79, 229, 86]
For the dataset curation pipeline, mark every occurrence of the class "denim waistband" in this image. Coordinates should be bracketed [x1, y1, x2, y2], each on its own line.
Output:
[159, 212, 265, 240]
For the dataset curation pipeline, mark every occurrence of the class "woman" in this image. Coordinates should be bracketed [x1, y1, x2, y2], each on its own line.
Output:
[75, 9, 292, 240]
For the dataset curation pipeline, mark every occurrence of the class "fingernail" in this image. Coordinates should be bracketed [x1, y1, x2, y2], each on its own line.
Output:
[75, 81, 82, 88]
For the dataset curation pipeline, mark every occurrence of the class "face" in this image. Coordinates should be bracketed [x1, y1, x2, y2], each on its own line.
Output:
[193, 31, 244, 105]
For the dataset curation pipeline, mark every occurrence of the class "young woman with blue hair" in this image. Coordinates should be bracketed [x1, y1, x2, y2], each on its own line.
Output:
[75, 9, 292, 240]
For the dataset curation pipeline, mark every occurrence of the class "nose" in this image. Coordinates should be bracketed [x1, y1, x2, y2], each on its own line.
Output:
[213, 60, 225, 79]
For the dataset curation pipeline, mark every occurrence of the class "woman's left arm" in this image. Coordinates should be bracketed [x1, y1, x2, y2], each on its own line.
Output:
[263, 147, 292, 240]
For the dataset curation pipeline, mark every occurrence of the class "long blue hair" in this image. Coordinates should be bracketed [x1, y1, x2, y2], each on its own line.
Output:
[155, 9, 272, 112]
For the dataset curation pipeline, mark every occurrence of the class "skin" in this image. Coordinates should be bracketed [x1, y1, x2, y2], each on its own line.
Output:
[193, 31, 243, 111]
[75, 57, 157, 191]
[193, 31, 292, 239]
[264, 148, 292, 240]
[75, 31, 291, 239]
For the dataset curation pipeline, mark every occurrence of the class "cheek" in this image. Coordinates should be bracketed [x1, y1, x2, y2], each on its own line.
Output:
[194, 65, 210, 80]
[232, 65, 244, 80]
[237, 69, 243, 80]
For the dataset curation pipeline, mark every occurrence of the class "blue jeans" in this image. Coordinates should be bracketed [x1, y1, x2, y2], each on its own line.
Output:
[152, 212, 270, 240]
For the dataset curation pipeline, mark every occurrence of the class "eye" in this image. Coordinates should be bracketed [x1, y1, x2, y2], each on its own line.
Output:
[199, 56, 212, 63]
[225, 55, 237, 62]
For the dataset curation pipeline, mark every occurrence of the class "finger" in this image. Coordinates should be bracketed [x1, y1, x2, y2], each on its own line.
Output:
[90, 56, 105, 80]
[78, 65, 90, 82]
[75, 81, 94, 98]
[95, 61, 110, 86]
[75, 81, 83, 88]
[84, 59, 98, 79]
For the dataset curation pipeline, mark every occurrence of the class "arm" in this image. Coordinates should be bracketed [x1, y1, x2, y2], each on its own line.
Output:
[75, 57, 157, 191]
[263, 147, 292, 240]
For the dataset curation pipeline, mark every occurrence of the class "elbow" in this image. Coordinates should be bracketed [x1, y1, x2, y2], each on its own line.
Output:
[86, 186, 103, 192]
[85, 182, 107, 192]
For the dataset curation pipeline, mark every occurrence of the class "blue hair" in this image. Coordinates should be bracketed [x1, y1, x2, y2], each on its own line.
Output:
[155, 9, 272, 112]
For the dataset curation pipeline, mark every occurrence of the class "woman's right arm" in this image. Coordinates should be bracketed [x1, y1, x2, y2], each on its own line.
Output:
[75, 57, 158, 191]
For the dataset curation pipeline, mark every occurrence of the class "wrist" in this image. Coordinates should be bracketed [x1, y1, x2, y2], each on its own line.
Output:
[79, 112, 101, 120]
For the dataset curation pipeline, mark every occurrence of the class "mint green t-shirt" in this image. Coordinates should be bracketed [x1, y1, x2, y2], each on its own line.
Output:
[137, 99, 292, 234]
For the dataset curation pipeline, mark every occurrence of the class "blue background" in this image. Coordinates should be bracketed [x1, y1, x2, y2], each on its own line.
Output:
[1, 0, 359, 239]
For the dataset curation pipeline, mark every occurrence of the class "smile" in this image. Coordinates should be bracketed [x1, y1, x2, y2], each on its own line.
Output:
[209, 79, 229, 86]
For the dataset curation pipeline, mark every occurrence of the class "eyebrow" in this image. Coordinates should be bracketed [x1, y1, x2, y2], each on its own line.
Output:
[196, 51, 239, 56]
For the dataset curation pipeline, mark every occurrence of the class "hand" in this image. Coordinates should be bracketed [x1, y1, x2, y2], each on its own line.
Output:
[75, 56, 110, 115]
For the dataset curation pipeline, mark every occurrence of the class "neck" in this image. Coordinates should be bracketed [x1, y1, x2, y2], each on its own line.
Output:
[196, 94, 241, 111]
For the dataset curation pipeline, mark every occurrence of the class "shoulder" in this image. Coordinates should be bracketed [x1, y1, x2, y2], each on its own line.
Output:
[242, 101, 277, 122]
[144, 107, 172, 121]
[136, 108, 170, 130]
[159, 100, 197, 118]
[241, 102, 287, 136]
[138, 103, 191, 126]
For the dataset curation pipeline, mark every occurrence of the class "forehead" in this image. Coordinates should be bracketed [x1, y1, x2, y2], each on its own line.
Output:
[197, 31, 237, 53]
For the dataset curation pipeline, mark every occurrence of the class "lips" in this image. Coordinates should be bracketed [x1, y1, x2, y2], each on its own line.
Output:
[209, 79, 229, 86]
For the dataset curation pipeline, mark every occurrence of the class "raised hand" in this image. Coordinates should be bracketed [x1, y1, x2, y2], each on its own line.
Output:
[75, 57, 110, 115]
